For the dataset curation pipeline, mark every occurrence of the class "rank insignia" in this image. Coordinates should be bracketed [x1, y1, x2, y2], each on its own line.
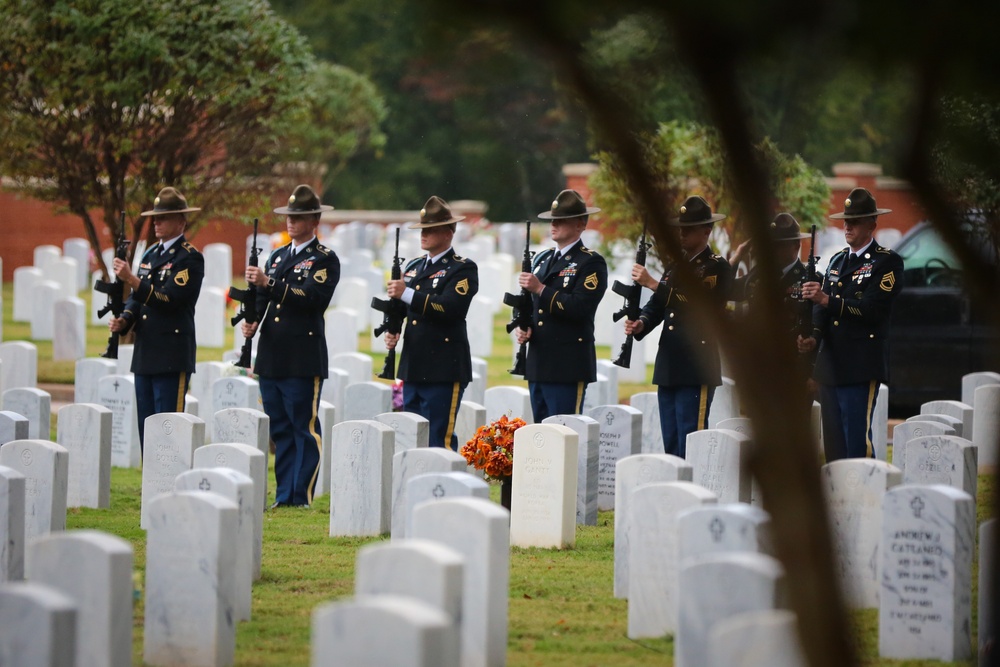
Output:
[455, 278, 469, 295]
[174, 269, 189, 286]
[880, 271, 895, 292]
[584, 273, 599, 290]
[314, 268, 327, 284]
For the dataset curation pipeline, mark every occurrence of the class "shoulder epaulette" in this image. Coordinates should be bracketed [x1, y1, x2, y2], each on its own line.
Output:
[579, 246, 594, 255]
[452, 255, 467, 263]
[181, 242, 197, 252]
[316, 244, 330, 255]
[875, 246, 891, 254]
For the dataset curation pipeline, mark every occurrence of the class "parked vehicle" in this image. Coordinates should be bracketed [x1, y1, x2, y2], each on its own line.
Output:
[887, 220, 1000, 414]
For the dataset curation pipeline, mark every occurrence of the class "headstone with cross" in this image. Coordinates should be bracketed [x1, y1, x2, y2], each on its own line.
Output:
[676, 504, 773, 573]
[329, 420, 394, 537]
[901, 435, 977, 497]
[613, 453, 693, 599]
[211, 376, 260, 417]
[686, 429, 753, 503]
[0, 439, 69, 540]
[390, 448, 467, 540]
[585, 404, 642, 511]
[509, 424, 579, 549]
[822, 459, 902, 609]
[405, 471, 489, 539]
[139, 413, 205, 529]
[376, 411, 429, 457]
[891, 420, 956, 473]
[97, 375, 140, 468]
[879, 484, 974, 661]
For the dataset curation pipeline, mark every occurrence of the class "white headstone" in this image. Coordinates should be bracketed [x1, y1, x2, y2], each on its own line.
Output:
[677, 504, 773, 564]
[581, 374, 610, 413]
[212, 376, 260, 414]
[74, 358, 116, 404]
[2, 388, 50, 440]
[614, 453, 693, 598]
[627, 481, 717, 638]
[0, 581, 76, 667]
[49, 257, 79, 298]
[891, 420, 956, 471]
[716, 417, 753, 436]
[325, 308, 359, 355]
[629, 391, 664, 454]
[311, 596, 459, 667]
[0, 411, 29, 446]
[0, 466, 25, 582]
[344, 382, 393, 422]
[0, 341, 38, 390]
[0, 440, 69, 539]
[921, 399, 974, 440]
[467, 296, 494, 358]
[314, 401, 335, 497]
[405, 472, 490, 537]
[901, 435, 977, 497]
[174, 468, 255, 622]
[879, 484, 974, 661]
[140, 413, 205, 529]
[585, 404, 642, 511]
[144, 491, 238, 667]
[822, 459, 902, 608]
[973, 384, 1000, 472]
[708, 377, 738, 427]
[329, 420, 393, 537]
[33, 245, 61, 271]
[115, 344, 134, 376]
[52, 298, 86, 361]
[330, 351, 373, 385]
[411, 498, 509, 667]
[377, 411, 429, 457]
[25, 530, 133, 667]
[468, 358, 488, 406]
[542, 414, 599, 526]
[455, 401, 486, 452]
[190, 361, 228, 437]
[193, 443, 267, 580]
[12, 266, 44, 323]
[97, 375, 141, 468]
[685, 428, 754, 503]
[62, 238, 91, 292]
[963, 371, 1000, 406]
[30, 280, 61, 341]
[509, 424, 577, 549]
[909, 412, 963, 438]
[391, 448, 467, 539]
[57, 404, 112, 509]
[212, 407, 269, 457]
[980, 519, 997, 665]
[484, 386, 533, 423]
[676, 553, 787, 667]
[708, 609, 808, 667]
[195, 287, 227, 348]
[872, 383, 889, 460]
[202, 243, 233, 291]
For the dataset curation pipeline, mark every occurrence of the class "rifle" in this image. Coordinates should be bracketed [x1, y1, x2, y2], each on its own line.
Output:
[372, 227, 407, 380]
[94, 211, 130, 359]
[611, 223, 651, 368]
[502, 220, 534, 375]
[798, 224, 820, 337]
[229, 218, 260, 369]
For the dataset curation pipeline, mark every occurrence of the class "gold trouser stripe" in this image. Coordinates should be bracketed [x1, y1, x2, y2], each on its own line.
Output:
[575, 381, 586, 413]
[864, 380, 878, 458]
[697, 385, 709, 431]
[175, 373, 187, 412]
[306, 377, 322, 504]
[443, 382, 461, 451]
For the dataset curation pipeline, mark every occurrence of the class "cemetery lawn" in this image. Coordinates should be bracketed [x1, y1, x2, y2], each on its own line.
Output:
[6, 281, 991, 665]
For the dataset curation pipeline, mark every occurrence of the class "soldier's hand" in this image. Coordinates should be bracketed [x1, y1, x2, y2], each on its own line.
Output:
[387, 279, 405, 299]
[385, 332, 399, 350]
[518, 272, 543, 295]
[624, 319, 644, 336]
[730, 239, 752, 268]
[797, 335, 817, 354]
[515, 327, 531, 344]
[241, 322, 259, 338]
[246, 266, 267, 287]
[112, 258, 135, 283]
[109, 317, 127, 333]
[631, 264, 658, 290]
[801, 281, 828, 306]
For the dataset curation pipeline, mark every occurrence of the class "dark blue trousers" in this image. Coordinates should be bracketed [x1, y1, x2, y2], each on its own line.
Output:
[134, 372, 189, 453]
[403, 382, 466, 450]
[528, 381, 587, 423]
[657, 385, 715, 458]
[260, 376, 323, 506]
[819, 381, 878, 461]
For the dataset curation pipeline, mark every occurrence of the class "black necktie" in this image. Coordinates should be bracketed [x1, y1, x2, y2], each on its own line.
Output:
[424, 256, 433, 272]
[849, 252, 858, 265]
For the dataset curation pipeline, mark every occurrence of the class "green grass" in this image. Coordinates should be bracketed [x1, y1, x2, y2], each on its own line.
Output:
[3, 280, 990, 666]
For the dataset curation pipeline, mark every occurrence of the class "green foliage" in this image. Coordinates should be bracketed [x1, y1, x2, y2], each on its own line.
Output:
[590, 120, 830, 245]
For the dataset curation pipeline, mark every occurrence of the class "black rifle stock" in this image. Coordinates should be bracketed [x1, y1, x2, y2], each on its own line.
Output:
[229, 218, 260, 368]
[799, 224, 820, 337]
[502, 220, 534, 375]
[611, 224, 650, 368]
[94, 211, 130, 359]
[372, 227, 406, 380]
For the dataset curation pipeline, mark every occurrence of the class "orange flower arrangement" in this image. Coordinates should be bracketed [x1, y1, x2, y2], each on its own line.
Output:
[460, 414, 526, 482]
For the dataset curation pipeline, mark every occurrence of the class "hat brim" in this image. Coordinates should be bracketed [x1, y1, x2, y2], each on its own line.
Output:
[829, 208, 892, 220]
[273, 204, 335, 215]
[140, 207, 201, 217]
[409, 216, 464, 229]
[537, 206, 601, 220]
[668, 213, 726, 226]
[772, 233, 812, 241]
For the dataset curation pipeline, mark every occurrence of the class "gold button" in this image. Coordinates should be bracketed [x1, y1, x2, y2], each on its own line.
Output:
[274, 317, 280, 322]
[538, 309, 544, 314]
[174, 329, 179, 333]
[538, 321, 544, 326]
[276, 304, 281, 309]
[833, 321, 839, 326]
[142, 314, 147, 320]
[415, 285, 421, 290]
[444, 338, 450, 342]
[669, 312, 675, 318]
[869, 334, 874, 339]
[668, 325, 674, 331]
[578, 338, 583, 342]
[411, 320, 417, 325]
[309, 332, 313, 336]
[837, 282, 842, 287]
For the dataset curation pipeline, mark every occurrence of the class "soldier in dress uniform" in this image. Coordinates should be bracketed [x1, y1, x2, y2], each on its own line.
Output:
[799, 187, 903, 461]
[243, 184, 340, 508]
[730, 212, 815, 336]
[624, 195, 733, 458]
[515, 189, 608, 422]
[109, 187, 204, 451]
[384, 196, 478, 450]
